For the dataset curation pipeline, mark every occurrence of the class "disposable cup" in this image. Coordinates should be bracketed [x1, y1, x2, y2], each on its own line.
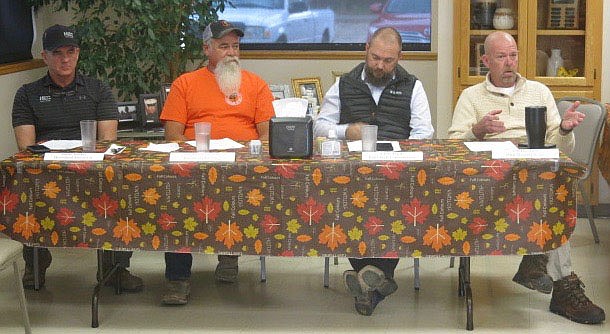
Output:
[195, 122, 212, 152]
[80, 120, 97, 152]
[361, 125, 378, 152]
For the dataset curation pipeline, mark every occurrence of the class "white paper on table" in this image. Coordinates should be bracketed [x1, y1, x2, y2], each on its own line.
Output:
[347, 140, 401, 152]
[464, 141, 518, 152]
[185, 138, 245, 150]
[492, 148, 559, 159]
[44, 152, 105, 161]
[139, 142, 180, 153]
[41, 140, 83, 150]
[169, 152, 236, 162]
[362, 151, 423, 161]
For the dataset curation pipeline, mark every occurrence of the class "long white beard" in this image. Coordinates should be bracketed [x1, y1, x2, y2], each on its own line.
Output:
[215, 56, 242, 97]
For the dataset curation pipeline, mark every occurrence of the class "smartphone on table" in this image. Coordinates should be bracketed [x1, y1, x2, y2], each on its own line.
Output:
[27, 144, 51, 154]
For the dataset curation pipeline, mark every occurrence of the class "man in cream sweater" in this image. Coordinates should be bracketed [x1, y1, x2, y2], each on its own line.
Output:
[449, 31, 604, 325]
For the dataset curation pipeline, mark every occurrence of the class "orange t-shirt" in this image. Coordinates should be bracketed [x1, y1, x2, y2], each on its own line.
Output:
[160, 67, 275, 140]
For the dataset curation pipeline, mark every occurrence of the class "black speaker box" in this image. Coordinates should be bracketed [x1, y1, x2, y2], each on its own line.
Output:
[269, 117, 313, 158]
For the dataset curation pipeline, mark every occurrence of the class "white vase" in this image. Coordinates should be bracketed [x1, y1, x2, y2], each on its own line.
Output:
[546, 49, 564, 77]
[493, 8, 514, 30]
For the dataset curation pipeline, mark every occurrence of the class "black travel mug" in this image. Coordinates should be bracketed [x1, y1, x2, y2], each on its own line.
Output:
[525, 106, 547, 149]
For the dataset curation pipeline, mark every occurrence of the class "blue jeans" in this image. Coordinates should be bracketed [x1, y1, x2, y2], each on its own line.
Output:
[165, 252, 192, 281]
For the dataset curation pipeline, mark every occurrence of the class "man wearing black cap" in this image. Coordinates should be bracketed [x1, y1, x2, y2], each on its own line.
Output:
[11, 25, 144, 292]
[159, 20, 275, 305]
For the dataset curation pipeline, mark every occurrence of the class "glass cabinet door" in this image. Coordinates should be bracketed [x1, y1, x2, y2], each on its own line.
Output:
[526, 0, 593, 87]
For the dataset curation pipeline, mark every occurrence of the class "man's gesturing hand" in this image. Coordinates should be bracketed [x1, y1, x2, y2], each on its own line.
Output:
[472, 109, 506, 140]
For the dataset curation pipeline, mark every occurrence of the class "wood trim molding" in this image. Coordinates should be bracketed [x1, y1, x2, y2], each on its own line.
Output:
[240, 51, 437, 61]
[0, 59, 46, 76]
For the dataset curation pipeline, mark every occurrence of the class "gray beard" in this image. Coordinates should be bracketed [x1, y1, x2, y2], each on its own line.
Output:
[215, 57, 242, 97]
[364, 65, 393, 87]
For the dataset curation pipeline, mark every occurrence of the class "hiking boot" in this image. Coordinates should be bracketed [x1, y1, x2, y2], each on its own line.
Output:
[354, 290, 385, 316]
[357, 265, 398, 297]
[215, 255, 238, 283]
[512, 254, 553, 294]
[343, 270, 363, 297]
[549, 272, 605, 324]
[22, 249, 52, 290]
[162, 280, 191, 306]
[104, 267, 144, 292]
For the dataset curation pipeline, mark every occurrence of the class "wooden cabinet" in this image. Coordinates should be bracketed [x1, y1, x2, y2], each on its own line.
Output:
[452, 0, 603, 205]
[453, 0, 602, 105]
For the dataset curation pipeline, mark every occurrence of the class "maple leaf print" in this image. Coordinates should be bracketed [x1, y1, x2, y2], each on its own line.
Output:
[280, 250, 295, 257]
[0, 187, 18, 215]
[364, 216, 384, 235]
[13, 212, 39, 240]
[378, 162, 406, 180]
[170, 163, 197, 177]
[67, 162, 93, 175]
[113, 217, 141, 245]
[193, 197, 221, 224]
[401, 198, 431, 226]
[468, 217, 488, 235]
[318, 222, 347, 251]
[56, 208, 75, 226]
[261, 214, 280, 233]
[455, 191, 474, 210]
[92, 193, 119, 218]
[505, 195, 533, 224]
[247, 188, 265, 206]
[274, 163, 300, 178]
[422, 224, 452, 252]
[351, 190, 368, 208]
[143, 188, 161, 205]
[527, 220, 553, 249]
[215, 220, 243, 249]
[296, 197, 324, 225]
[158, 213, 178, 231]
[565, 209, 577, 228]
[483, 160, 510, 180]
[43, 181, 61, 199]
[555, 184, 568, 202]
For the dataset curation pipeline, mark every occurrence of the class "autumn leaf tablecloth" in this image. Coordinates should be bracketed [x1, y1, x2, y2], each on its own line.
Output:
[0, 139, 585, 258]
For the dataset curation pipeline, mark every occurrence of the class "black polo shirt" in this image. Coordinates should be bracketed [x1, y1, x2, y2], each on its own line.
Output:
[12, 73, 118, 141]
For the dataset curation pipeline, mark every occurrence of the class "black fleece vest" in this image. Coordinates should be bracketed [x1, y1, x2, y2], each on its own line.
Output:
[338, 63, 417, 140]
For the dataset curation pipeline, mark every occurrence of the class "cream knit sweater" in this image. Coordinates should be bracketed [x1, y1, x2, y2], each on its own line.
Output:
[448, 74, 575, 153]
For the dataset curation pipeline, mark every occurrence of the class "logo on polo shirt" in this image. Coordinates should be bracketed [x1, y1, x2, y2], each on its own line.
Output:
[39, 95, 51, 102]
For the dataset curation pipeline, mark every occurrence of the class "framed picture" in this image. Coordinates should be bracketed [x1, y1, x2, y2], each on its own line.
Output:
[269, 84, 292, 100]
[117, 101, 138, 122]
[160, 82, 171, 106]
[291, 77, 323, 108]
[138, 93, 161, 128]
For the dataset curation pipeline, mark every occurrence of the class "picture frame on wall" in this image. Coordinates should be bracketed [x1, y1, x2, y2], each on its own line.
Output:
[269, 84, 292, 100]
[160, 83, 171, 106]
[138, 93, 162, 129]
[331, 71, 345, 84]
[291, 77, 323, 108]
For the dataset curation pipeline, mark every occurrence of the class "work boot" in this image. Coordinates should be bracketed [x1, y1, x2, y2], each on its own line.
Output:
[354, 290, 385, 316]
[103, 267, 144, 292]
[357, 265, 398, 297]
[161, 280, 191, 306]
[549, 272, 605, 324]
[343, 270, 363, 297]
[22, 249, 52, 289]
[215, 255, 238, 283]
[512, 254, 553, 294]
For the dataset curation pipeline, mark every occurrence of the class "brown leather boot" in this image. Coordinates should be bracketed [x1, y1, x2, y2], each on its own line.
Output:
[512, 254, 553, 294]
[550, 272, 605, 324]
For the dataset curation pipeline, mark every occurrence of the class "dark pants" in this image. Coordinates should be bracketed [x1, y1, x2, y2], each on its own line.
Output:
[165, 252, 193, 281]
[348, 258, 399, 278]
[22, 245, 133, 269]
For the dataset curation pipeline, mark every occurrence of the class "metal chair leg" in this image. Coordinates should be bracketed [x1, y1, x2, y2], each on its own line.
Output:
[323, 257, 330, 288]
[413, 258, 420, 290]
[579, 183, 600, 243]
[13, 261, 32, 334]
[334, 256, 339, 265]
[259, 256, 267, 282]
[450, 256, 455, 268]
[32, 247, 40, 291]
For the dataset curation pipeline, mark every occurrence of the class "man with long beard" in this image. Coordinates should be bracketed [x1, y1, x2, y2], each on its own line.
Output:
[314, 27, 434, 316]
[159, 20, 275, 305]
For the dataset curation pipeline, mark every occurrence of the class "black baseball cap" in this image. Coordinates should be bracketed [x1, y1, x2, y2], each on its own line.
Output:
[43, 25, 79, 51]
[202, 20, 244, 43]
